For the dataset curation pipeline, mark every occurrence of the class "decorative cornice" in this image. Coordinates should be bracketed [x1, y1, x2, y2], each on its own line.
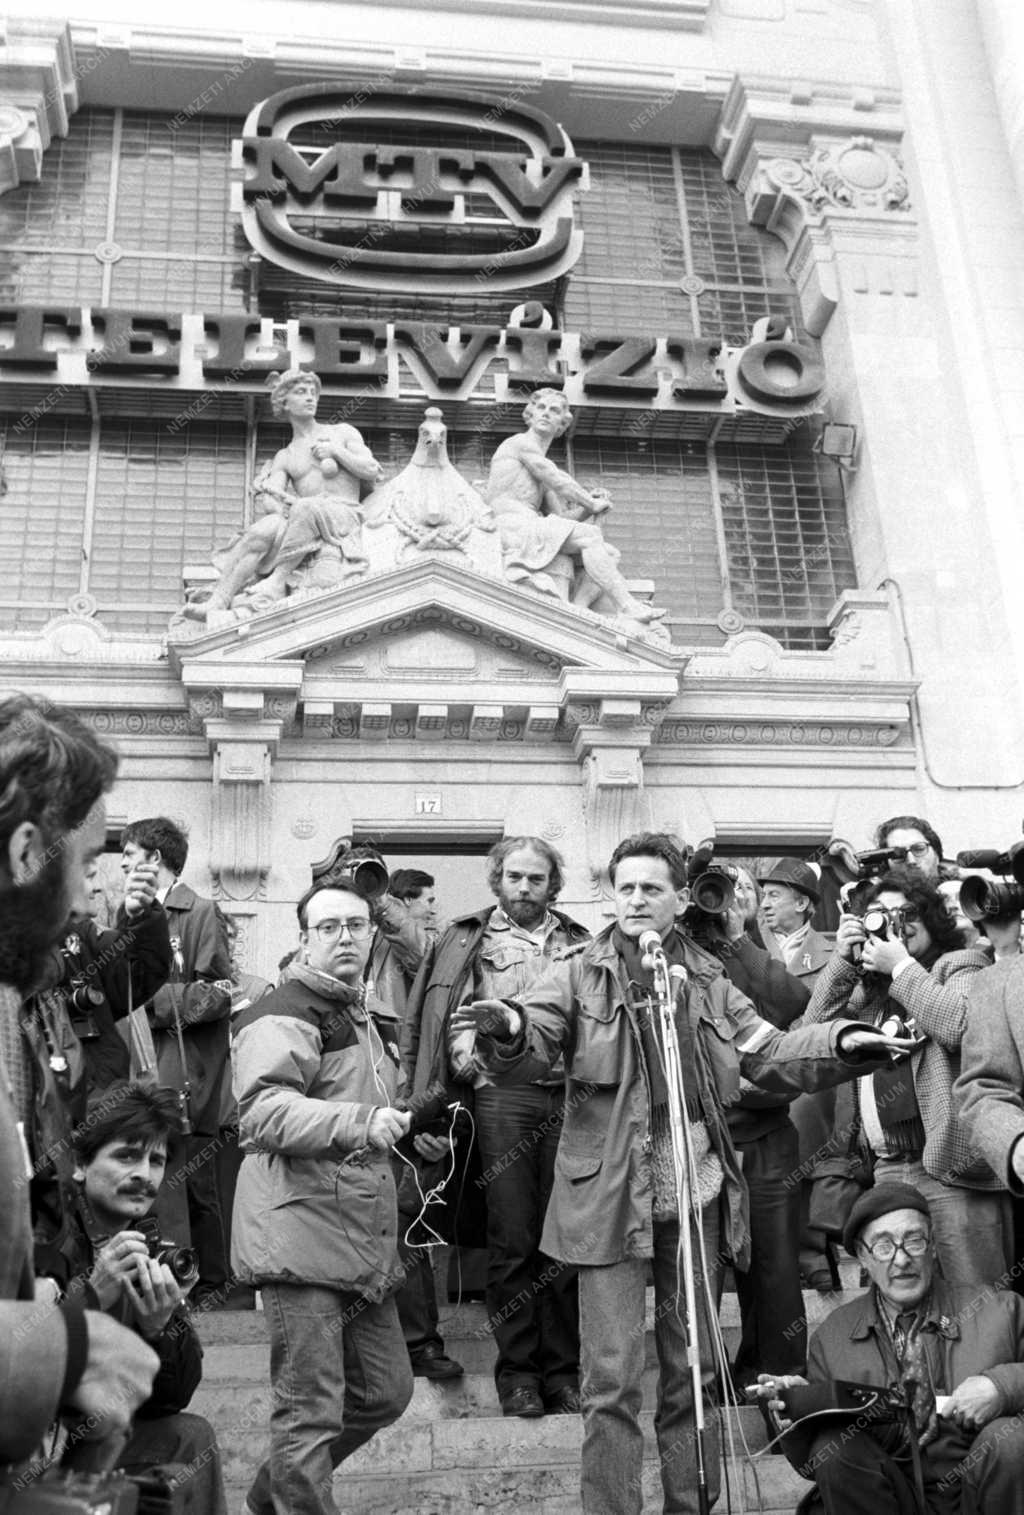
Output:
[0, 20, 79, 196]
[715, 78, 912, 336]
[761, 138, 909, 216]
[654, 719, 904, 749]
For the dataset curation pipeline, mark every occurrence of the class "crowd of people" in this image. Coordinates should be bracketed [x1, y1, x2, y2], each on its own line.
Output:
[3, 693, 1024, 1515]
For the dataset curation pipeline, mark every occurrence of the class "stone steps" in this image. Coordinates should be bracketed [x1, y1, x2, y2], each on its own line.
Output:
[193, 1269, 859, 1513]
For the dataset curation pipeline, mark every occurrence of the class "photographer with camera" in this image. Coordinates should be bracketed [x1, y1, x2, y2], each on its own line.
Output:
[120, 817, 232, 1308]
[44, 856, 173, 1103]
[875, 815, 963, 887]
[683, 855, 815, 1382]
[0, 694, 159, 1481]
[751, 1183, 1024, 1515]
[35, 1081, 227, 1514]
[803, 866, 1008, 1285]
[952, 843, 1024, 1243]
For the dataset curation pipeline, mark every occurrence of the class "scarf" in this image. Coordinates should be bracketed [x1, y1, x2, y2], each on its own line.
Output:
[613, 926, 703, 1122]
[0, 982, 34, 1131]
[886, 1299, 937, 1437]
[612, 929, 723, 1217]
[869, 942, 941, 1157]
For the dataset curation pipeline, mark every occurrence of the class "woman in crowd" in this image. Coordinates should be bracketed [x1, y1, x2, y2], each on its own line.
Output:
[803, 865, 1008, 1285]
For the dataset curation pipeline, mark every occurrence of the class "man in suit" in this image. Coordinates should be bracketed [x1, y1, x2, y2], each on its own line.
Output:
[121, 817, 232, 1305]
[759, 858, 839, 1291]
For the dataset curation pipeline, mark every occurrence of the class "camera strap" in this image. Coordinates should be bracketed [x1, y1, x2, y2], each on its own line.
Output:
[126, 963, 159, 1084]
[168, 992, 193, 1131]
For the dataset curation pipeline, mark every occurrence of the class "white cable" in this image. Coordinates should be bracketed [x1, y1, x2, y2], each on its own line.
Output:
[365, 1013, 391, 1104]
[647, 959, 768, 1515]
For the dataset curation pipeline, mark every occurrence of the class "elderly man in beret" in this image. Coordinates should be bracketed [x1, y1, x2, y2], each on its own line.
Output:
[754, 1182, 1024, 1513]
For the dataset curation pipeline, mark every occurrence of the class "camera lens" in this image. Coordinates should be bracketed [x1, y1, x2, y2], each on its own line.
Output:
[155, 1243, 200, 1287]
[863, 908, 890, 938]
[68, 983, 105, 1012]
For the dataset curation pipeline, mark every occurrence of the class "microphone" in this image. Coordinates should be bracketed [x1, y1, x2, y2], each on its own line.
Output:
[668, 964, 688, 991]
[639, 929, 663, 969]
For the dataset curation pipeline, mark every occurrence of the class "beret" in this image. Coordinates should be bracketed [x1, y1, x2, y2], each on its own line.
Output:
[843, 1182, 932, 1255]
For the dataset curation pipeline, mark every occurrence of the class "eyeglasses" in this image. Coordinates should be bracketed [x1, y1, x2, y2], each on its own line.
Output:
[860, 1230, 931, 1263]
[896, 905, 921, 925]
[904, 842, 933, 860]
[310, 918, 371, 942]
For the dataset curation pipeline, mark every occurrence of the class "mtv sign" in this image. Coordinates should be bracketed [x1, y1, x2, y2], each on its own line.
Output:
[232, 83, 588, 293]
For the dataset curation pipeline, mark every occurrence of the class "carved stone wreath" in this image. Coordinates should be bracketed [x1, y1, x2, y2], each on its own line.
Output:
[766, 136, 910, 215]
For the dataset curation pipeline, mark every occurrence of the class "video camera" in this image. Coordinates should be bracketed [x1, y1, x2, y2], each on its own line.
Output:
[7, 1429, 188, 1513]
[6, 1468, 186, 1513]
[850, 845, 908, 878]
[310, 839, 389, 902]
[956, 841, 1024, 923]
[685, 847, 738, 917]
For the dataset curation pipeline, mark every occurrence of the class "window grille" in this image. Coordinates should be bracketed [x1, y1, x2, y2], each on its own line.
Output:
[715, 443, 854, 644]
[569, 144, 802, 345]
[88, 420, 247, 629]
[0, 417, 91, 627]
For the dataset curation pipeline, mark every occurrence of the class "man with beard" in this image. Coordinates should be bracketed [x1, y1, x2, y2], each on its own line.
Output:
[0, 694, 158, 1477]
[403, 836, 589, 1417]
[35, 1082, 228, 1514]
[450, 831, 914, 1515]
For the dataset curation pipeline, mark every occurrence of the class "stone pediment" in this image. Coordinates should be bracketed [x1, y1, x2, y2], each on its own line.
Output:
[167, 559, 682, 902]
[170, 557, 683, 740]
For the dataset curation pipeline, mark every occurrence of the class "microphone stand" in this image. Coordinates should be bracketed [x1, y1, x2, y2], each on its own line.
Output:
[641, 932, 712, 1515]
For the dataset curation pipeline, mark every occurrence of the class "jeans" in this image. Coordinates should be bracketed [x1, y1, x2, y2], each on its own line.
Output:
[578, 1207, 722, 1515]
[247, 1283, 414, 1515]
[395, 1240, 443, 1359]
[733, 1122, 806, 1376]
[791, 1089, 837, 1279]
[871, 1156, 1011, 1287]
[474, 1084, 580, 1398]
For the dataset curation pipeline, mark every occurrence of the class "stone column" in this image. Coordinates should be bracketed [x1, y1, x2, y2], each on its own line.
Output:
[976, 0, 1024, 215]
[717, 76, 1024, 798]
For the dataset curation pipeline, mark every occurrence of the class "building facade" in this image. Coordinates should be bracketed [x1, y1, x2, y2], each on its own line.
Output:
[1, 0, 1021, 971]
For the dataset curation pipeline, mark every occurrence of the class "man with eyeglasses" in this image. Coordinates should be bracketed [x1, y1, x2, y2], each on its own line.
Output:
[753, 1182, 1024, 1514]
[876, 816, 947, 884]
[232, 878, 439, 1515]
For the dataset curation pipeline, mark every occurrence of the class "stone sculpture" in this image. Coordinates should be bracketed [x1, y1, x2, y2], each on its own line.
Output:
[360, 406, 502, 574]
[179, 369, 381, 628]
[171, 385, 668, 647]
[484, 388, 666, 634]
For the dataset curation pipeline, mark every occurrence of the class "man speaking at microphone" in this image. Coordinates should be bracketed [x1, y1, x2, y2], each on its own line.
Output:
[450, 832, 915, 1515]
